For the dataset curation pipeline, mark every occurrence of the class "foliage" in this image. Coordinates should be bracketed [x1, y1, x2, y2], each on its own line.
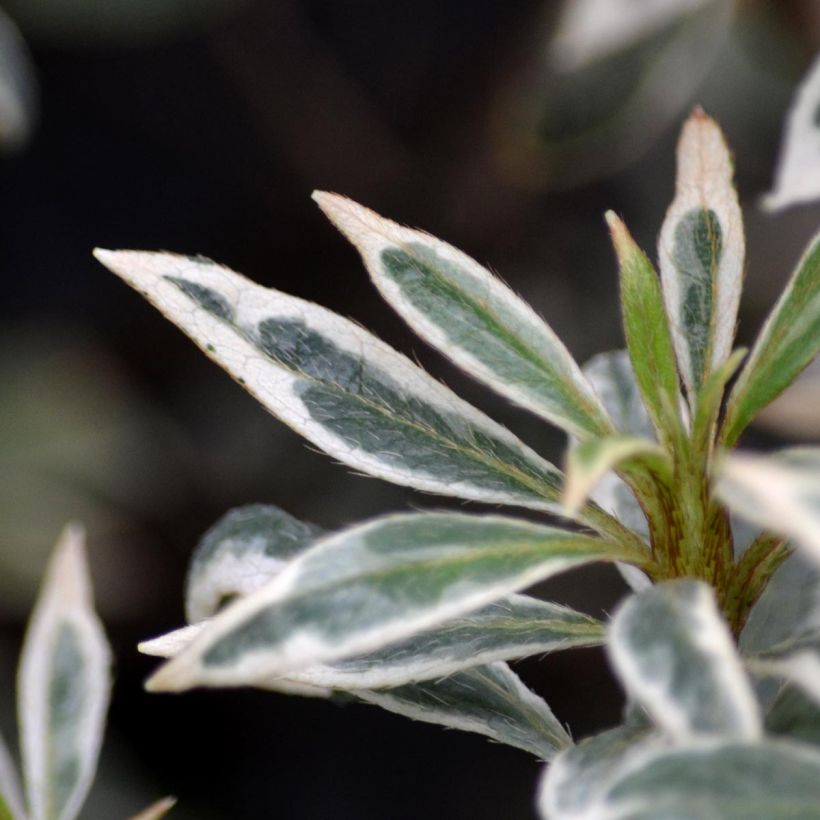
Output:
[97, 109, 820, 816]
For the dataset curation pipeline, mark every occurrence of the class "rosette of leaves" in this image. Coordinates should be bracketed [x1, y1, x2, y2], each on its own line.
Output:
[97, 109, 820, 816]
[0, 526, 174, 820]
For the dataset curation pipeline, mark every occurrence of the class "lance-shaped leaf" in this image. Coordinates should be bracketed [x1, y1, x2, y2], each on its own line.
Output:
[763, 55, 820, 211]
[658, 109, 744, 401]
[141, 594, 605, 690]
[17, 525, 111, 820]
[94, 250, 571, 516]
[185, 504, 323, 624]
[563, 435, 666, 517]
[608, 580, 761, 741]
[0, 730, 25, 820]
[606, 212, 681, 439]
[566, 739, 820, 819]
[716, 448, 820, 565]
[145, 512, 641, 692]
[721, 233, 820, 446]
[359, 662, 570, 760]
[538, 723, 654, 820]
[128, 797, 176, 820]
[314, 192, 613, 440]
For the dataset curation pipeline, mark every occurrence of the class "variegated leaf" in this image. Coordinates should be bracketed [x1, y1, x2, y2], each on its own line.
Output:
[144, 512, 642, 692]
[763, 55, 820, 211]
[716, 448, 820, 565]
[767, 685, 820, 747]
[17, 525, 111, 820]
[0, 730, 25, 820]
[314, 192, 613, 440]
[185, 504, 323, 624]
[608, 580, 761, 741]
[0, 7, 35, 151]
[581, 351, 654, 590]
[128, 797, 176, 820]
[606, 212, 681, 440]
[563, 435, 666, 517]
[95, 250, 576, 519]
[141, 594, 605, 690]
[750, 645, 820, 710]
[358, 662, 570, 760]
[658, 109, 744, 402]
[557, 739, 820, 819]
[721, 234, 820, 446]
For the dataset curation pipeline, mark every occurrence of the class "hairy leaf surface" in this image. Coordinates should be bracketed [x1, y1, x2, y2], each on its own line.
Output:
[721, 234, 820, 446]
[658, 110, 744, 401]
[142, 594, 605, 690]
[17, 526, 110, 820]
[716, 448, 820, 564]
[315, 193, 613, 439]
[95, 249, 576, 515]
[145, 512, 637, 692]
[358, 662, 570, 760]
[608, 580, 761, 741]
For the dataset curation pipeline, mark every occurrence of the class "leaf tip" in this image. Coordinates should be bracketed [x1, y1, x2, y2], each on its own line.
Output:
[604, 211, 634, 259]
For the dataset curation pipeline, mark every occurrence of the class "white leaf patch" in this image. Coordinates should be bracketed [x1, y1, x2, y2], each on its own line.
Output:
[17, 525, 111, 820]
[764, 55, 820, 212]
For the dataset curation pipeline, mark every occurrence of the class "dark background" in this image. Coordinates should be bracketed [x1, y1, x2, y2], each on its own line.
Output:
[0, 1, 818, 817]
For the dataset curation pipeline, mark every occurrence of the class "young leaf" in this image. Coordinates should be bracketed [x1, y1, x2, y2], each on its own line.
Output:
[142, 594, 605, 690]
[538, 723, 654, 820]
[608, 580, 761, 741]
[0, 730, 25, 820]
[94, 250, 570, 516]
[721, 233, 820, 446]
[358, 662, 570, 761]
[583, 739, 820, 819]
[763, 55, 820, 211]
[563, 435, 666, 517]
[606, 212, 681, 439]
[17, 525, 111, 820]
[658, 109, 744, 401]
[185, 504, 323, 624]
[314, 192, 613, 440]
[128, 797, 176, 820]
[716, 448, 820, 565]
[144, 512, 643, 692]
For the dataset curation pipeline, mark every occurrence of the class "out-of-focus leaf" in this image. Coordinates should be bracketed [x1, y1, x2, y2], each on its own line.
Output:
[755, 358, 820, 439]
[127, 796, 176, 820]
[608, 580, 761, 741]
[94, 250, 569, 516]
[716, 448, 820, 565]
[185, 504, 323, 624]
[721, 234, 820, 446]
[358, 662, 570, 761]
[658, 109, 744, 403]
[142, 594, 605, 690]
[17, 525, 111, 820]
[143, 512, 642, 692]
[0, 8, 36, 151]
[764, 55, 820, 211]
[767, 685, 820, 747]
[0, 729, 24, 820]
[315, 192, 613, 440]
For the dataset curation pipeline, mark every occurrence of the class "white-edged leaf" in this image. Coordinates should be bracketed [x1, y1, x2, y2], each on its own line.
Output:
[314, 192, 613, 440]
[721, 233, 820, 446]
[659, 109, 744, 401]
[537, 723, 655, 820]
[358, 662, 569, 760]
[548, 0, 714, 72]
[0, 7, 36, 151]
[716, 448, 820, 565]
[94, 250, 571, 516]
[17, 525, 111, 820]
[558, 738, 820, 819]
[764, 55, 820, 211]
[144, 512, 642, 692]
[185, 504, 323, 624]
[766, 684, 820, 747]
[581, 351, 653, 590]
[141, 594, 605, 690]
[563, 436, 665, 517]
[128, 797, 176, 820]
[0, 730, 25, 820]
[751, 649, 820, 709]
[608, 580, 761, 741]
